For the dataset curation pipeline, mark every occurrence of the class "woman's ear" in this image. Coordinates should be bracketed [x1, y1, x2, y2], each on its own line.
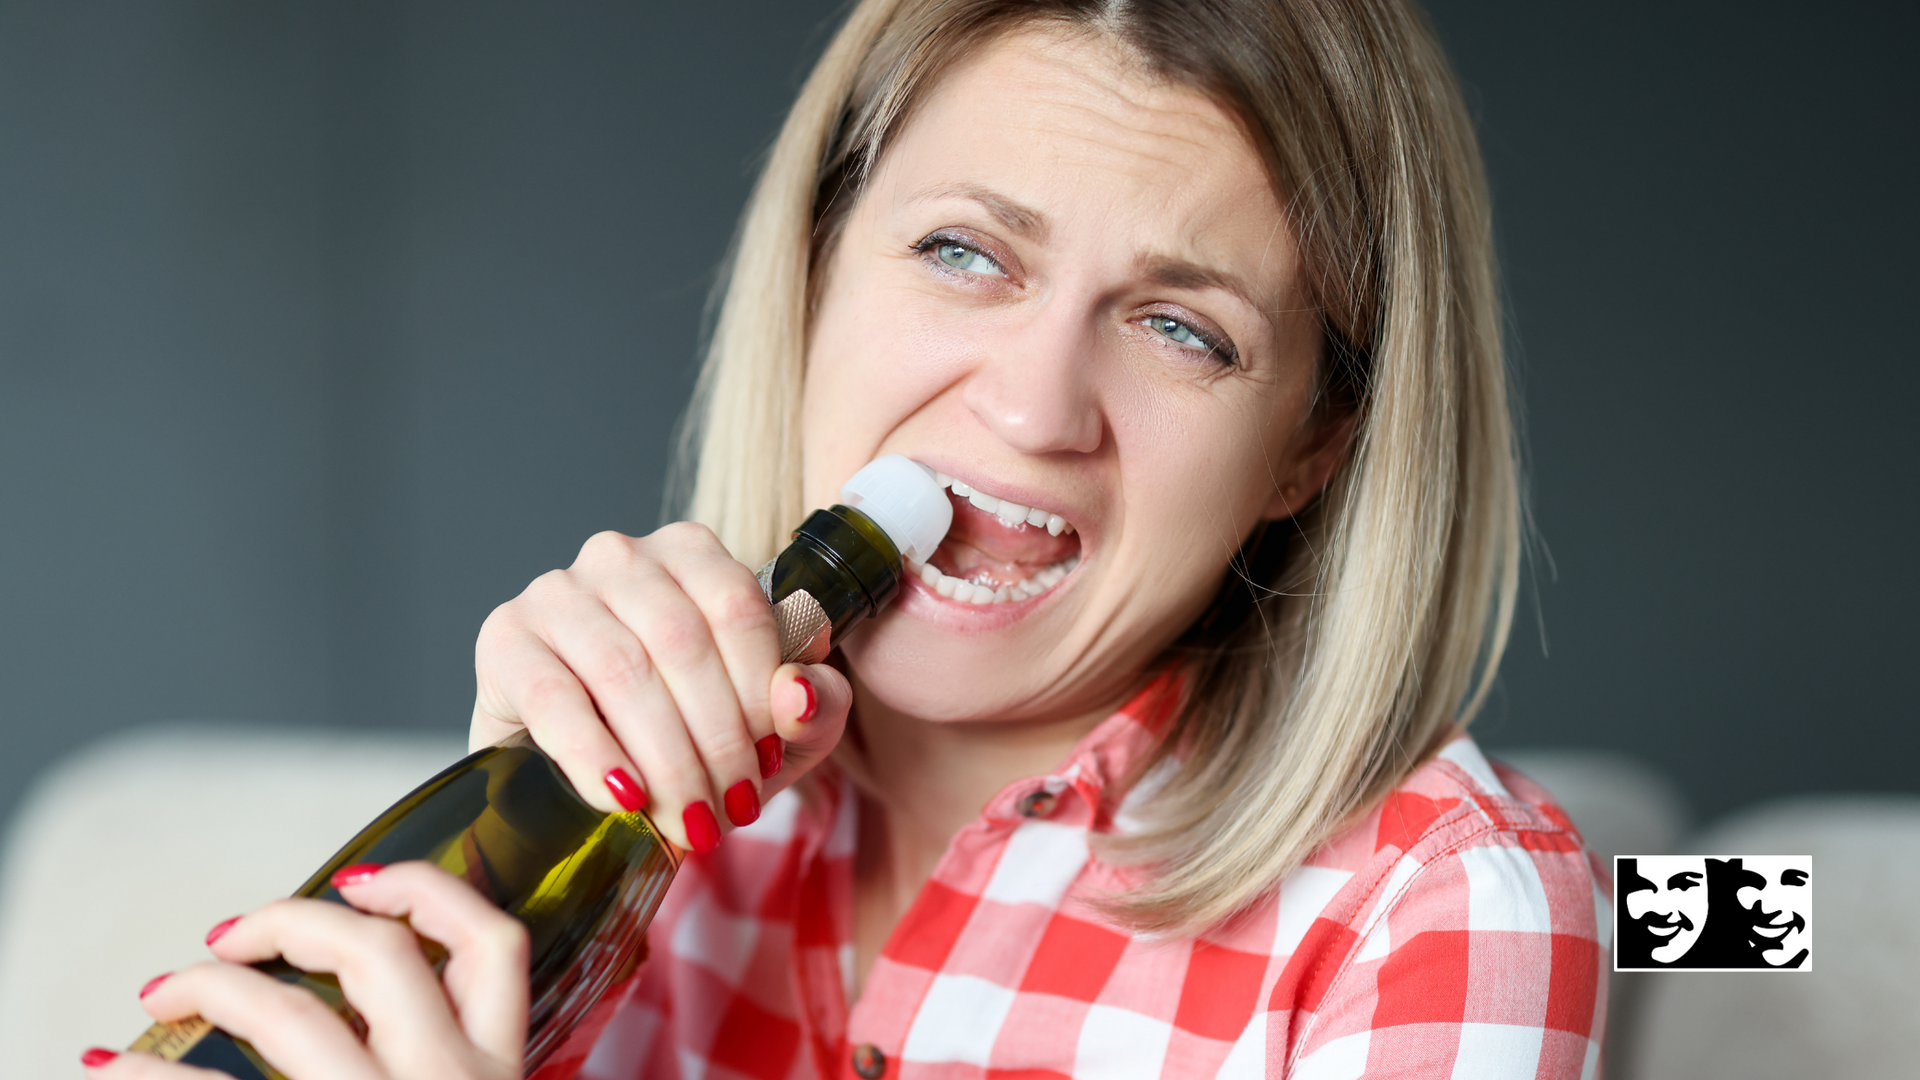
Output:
[1262, 410, 1358, 520]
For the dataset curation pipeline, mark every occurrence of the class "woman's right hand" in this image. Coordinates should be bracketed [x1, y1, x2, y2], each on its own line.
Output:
[469, 522, 854, 852]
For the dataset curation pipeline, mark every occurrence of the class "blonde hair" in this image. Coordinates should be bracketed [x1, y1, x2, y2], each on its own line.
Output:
[676, 0, 1519, 934]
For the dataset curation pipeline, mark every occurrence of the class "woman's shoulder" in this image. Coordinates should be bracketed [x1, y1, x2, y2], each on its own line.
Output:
[1314, 732, 1601, 874]
[1247, 733, 1609, 1078]
[1271, 732, 1610, 965]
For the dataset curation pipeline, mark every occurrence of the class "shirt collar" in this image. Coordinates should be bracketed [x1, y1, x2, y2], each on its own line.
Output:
[976, 669, 1182, 828]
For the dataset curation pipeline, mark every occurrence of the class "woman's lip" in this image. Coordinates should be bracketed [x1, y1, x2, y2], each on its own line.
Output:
[1646, 924, 1679, 937]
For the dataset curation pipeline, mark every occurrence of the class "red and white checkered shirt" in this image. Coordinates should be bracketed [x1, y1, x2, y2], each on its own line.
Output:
[545, 682, 1610, 1080]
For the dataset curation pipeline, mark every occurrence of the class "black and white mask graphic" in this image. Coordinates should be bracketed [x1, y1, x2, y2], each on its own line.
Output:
[1614, 855, 1811, 971]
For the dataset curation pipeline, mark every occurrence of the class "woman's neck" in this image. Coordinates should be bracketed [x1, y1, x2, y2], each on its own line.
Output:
[846, 684, 1114, 999]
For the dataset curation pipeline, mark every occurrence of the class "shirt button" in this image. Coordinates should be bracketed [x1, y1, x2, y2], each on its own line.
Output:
[1016, 789, 1057, 818]
[851, 1043, 886, 1079]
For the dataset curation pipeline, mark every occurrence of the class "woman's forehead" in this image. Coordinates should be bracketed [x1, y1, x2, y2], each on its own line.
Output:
[868, 29, 1293, 284]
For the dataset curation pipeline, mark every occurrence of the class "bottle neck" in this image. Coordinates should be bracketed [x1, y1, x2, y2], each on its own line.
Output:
[765, 505, 903, 641]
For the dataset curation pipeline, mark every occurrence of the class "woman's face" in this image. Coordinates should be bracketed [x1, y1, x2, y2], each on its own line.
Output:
[802, 29, 1343, 725]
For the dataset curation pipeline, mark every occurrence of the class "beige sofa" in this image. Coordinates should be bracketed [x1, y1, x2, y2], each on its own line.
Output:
[2, 728, 1912, 1078]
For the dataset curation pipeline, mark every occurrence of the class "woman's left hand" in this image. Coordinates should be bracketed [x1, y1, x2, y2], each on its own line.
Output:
[85, 861, 528, 1080]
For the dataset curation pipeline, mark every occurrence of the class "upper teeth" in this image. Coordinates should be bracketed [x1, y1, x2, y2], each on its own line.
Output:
[913, 468, 1082, 605]
[934, 472, 1074, 536]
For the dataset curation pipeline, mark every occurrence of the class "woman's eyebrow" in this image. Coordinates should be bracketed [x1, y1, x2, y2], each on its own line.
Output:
[1137, 256, 1265, 315]
[906, 184, 1271, 320]
[908, 182, 1048, 241]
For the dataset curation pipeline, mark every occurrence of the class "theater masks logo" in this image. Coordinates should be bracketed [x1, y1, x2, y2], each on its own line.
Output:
[1614, 855, 1812, 971]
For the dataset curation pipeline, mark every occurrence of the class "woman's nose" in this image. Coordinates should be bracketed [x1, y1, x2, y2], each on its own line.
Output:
[960, 301, 1104, 455]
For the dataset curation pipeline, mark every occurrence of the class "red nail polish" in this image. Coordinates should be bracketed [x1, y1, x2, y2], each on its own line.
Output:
[755, 735, 784, 779]
[724, 780, 761, 827]
[205, 916, 240, 946]
[795, 674, 817, 724]
[605, 767, 648, 812]
[683, 800, 722, 853]
[81, 1048, 118, 1067]
[329, 862, 385, 889]
[139, 972, 170, 999]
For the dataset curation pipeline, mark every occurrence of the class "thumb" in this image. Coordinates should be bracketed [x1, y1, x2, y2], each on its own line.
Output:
[761, 662, 852, 801]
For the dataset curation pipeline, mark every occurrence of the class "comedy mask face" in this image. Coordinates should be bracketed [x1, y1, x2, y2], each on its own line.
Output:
[800, 29, 1345, 727]
[1737, 858, 1812, 967]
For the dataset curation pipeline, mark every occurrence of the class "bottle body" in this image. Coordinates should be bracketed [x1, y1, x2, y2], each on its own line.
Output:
[130, 735, 678, 1078]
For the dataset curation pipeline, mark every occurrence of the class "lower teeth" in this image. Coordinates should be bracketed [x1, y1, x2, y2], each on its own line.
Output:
[912, 555, 1078, 605]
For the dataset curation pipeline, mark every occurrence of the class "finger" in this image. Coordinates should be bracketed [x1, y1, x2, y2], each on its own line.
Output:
[646, 523, 782, 743]
[761, 663, 853, 804]
[656, 542, 790, 833]
[138, 961, 382, 1080]
[476, 581, 649, 816]
[331, 862, 528, 1066]
[532, 566, 719, 849]
[204, 899, 468, 1076]
[472, 571, 570, 748]
[605, 528, 766, 824]
[84, 1049, 229, 1079]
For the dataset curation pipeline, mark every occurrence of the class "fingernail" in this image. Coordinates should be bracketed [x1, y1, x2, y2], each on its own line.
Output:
[755, 734, 784, 779]
[683, 800, 722, 853]
[795, 673, 817, 724]
[605, 767, 648, 812]
[205, 916, 241, 946]
[329, 862, 385, 889]
[724, 780, 761, 827]
[139, 972, 170, 999]
[81, 1048, 118, 1067]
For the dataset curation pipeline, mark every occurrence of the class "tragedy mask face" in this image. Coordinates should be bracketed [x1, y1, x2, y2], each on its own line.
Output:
[1624, 855, 1710, 963]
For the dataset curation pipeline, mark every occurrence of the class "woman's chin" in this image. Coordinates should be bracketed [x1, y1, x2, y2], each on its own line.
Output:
[839, 584, 1074, 723]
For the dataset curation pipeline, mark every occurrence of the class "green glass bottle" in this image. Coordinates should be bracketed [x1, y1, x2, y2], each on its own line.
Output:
[125, 456, 951, 1078]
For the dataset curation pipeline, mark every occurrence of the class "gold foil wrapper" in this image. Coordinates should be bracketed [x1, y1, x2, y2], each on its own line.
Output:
[129, 1016, 214, 1060]
[759, 558, 832, 665]
[772, 589, 831, 666]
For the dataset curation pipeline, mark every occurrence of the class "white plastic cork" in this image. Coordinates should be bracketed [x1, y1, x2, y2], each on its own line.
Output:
[838, 455, 952, 566]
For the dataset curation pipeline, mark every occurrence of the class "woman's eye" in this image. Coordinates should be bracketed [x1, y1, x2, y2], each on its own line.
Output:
[1145, 314, 1233, 362]
[927, 239, 1004, 277]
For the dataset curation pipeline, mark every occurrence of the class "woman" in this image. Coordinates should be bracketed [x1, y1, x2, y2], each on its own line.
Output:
[92, 0, 1608, 1077]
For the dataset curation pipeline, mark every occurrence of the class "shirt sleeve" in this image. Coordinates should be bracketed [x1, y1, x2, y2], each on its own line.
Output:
[1283, 834, 1608, 1079]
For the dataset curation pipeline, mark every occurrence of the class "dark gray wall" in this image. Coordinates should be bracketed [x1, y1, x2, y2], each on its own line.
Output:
[1, 2, 1913, 838]
[0, 0, 843, 832]
[1431, 3, 1920, 820]
[1, 5, 334, 801]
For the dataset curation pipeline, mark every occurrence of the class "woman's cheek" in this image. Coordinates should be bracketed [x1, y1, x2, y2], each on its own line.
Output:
[806, 313, 988, 497]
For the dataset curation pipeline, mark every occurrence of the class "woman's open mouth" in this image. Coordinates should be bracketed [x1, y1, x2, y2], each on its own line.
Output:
[908, 471, 1081, 605]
